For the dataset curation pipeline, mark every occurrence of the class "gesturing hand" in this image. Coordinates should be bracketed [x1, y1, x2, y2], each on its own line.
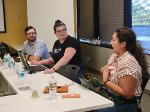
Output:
[100, 65, 109, 73]
[102, 68, 110, 84]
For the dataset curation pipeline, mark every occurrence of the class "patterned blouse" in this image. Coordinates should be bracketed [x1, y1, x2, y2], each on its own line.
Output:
[107, 51, 142, 96]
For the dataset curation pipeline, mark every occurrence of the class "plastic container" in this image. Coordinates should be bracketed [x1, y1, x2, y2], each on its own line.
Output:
[49, 76, 57, 101]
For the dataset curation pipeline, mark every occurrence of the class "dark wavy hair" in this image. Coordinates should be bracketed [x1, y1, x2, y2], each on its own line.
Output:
[24, 26, 36, 35]
[53, 20, 66, 32]
[115, 27, 148, 75]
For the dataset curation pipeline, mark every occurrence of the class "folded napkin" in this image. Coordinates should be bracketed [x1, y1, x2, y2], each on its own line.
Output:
[62, 93, 80, 98]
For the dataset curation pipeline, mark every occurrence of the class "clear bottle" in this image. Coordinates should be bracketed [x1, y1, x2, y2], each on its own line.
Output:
[9, 57, 15, 69]
[6, 53, 11, 68]
[16, 69, 26, 87]
[97, 36, 100, 40]
[31, 89, 39, 98]
[97, 36, 101, 45]
[49, 76, 57, 101]
[3, 53, 8, 68]
[0, 57, 3, 65]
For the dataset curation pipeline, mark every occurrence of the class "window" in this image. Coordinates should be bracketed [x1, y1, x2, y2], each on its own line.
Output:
[77, 0, 124, 41]
[77, 0, 94, 39]
[77, 0, 150, 53]
[132, 0, 150, 53]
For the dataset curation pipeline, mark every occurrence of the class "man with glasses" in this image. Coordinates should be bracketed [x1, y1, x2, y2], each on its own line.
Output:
[32, 20, 81, 74]
[22, 26, 50, 61]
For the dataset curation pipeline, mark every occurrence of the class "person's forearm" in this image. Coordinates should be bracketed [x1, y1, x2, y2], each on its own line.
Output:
[52, 56, 70, 71]
[105, 81, 134, 99]
[39, 58, 53, 65]
[52, 48, 76, 71]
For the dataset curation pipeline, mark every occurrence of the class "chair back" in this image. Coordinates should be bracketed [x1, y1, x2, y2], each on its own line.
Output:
[138, 72, 150, 112]
[57, 64, 80, 82]
[142, 73, 150, 90]
[140, 72, 150, 102]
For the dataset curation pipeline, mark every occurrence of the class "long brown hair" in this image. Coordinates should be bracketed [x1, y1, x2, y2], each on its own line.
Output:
[115, 27, 148, 75]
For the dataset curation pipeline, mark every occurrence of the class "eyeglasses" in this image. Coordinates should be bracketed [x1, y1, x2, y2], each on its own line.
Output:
[56, 28, 67, 33]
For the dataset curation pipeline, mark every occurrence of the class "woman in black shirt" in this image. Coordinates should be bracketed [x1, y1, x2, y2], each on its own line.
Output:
[33, 20, 81, 74]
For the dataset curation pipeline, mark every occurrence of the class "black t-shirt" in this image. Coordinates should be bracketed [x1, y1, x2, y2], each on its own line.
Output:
[52, 35, 81, 66]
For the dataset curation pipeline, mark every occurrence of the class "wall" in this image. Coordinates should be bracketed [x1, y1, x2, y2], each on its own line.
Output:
[81, 44, 113, 70]
[0, 0, 27, 49]
[27, 0, 75, 50]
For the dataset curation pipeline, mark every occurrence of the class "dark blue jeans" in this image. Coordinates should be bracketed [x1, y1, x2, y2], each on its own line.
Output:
[96, 100, 138, 112]
[114, 101, 138, 112]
